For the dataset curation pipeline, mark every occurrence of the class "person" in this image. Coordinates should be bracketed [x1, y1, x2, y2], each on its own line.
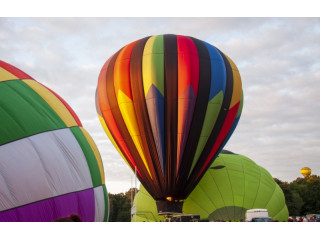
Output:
[54, 214, 82, 222]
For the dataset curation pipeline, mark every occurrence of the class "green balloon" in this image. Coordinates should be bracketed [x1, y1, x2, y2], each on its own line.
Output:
[131, 151, 289, 222]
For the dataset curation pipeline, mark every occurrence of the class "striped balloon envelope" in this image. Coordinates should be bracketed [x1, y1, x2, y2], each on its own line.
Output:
[0, 60, 108, 222]
[96, 34, 243, 213]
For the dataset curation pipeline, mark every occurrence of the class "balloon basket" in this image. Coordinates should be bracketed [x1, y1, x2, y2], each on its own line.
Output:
[156, 200, 183, 215]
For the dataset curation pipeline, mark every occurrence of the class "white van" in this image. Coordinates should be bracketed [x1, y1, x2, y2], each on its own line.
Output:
[245, 209, 271, 222]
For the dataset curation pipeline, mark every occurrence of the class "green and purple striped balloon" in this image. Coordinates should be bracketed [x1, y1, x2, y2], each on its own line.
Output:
[0, 60, 108, 222]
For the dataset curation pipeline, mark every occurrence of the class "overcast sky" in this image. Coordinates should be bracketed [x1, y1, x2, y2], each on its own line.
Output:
[1, 17, 319, 194]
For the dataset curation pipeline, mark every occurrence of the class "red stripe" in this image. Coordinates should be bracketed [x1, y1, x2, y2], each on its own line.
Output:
[176, 35, 199, 173]
[177, 36, 199, 97]
[196, 102, 240, 180]
[0, 60, 34, 80]
[113, 41, 137, 100]
[97, 56, 142, 178]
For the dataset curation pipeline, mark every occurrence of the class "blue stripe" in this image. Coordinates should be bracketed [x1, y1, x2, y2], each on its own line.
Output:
[145, 85, 165, 174]
[203, 42, 226, 100]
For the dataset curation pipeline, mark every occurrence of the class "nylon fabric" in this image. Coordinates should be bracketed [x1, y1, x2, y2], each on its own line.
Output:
[70, 127, 102, 187]
[102, 185, 109, 222]
[0, 60, 33, 80]
[0, 80, 66, 146]
[130, 36, 165, 197]
[96, 34, 243, 203]
[132, 152, 289, 222]
[93, 186, 105, 222]
[163, 34, 178, 197]
[175, 37, 211, 194]
[79, 127, 105, 185]
[183, 49, 235, 196]
[96, 57, 141, 175]
[105, 48, 156, 197]
[0, 128, 93, 212]
[23, 80, 79, 127]
[142, 35, 165, 174]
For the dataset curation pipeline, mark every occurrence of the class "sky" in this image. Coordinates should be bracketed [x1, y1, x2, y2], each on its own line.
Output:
[1, 17, 319, 194]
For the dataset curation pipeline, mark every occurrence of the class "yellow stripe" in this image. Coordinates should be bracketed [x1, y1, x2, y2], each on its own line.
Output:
[117, 90, 152, 178]
[142, 35, 164, 96]
[97, 114, 133, 170]
[226, 56, 242, 109]
[0, 67, 20, 81]
[23, 80, 78, 127]
[79, 127, 105, 185]
[142, 36, 156, 95]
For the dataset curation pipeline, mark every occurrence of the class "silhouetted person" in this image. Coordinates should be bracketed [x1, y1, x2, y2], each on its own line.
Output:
[54, 214, 82, 222]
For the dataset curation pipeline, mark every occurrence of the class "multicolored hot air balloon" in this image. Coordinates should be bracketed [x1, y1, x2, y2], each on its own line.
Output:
[0, 60, 108, 222]
[96, 34, 243, 214]
[131, 151, 289, 222]
[300, 167, 312, 178]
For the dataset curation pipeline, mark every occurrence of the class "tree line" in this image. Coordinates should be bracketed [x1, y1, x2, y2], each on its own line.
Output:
[274, 174, 320, 216]
[108, 175, 320, 221]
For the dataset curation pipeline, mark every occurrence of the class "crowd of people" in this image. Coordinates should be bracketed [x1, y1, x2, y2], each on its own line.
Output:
[288, 215, 319, 222]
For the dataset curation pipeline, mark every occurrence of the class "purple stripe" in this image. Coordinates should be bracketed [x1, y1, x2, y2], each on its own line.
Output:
[0, 188, 95, 222]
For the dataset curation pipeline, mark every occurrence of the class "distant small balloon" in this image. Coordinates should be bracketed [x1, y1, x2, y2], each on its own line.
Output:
[300, 167, 311, 178]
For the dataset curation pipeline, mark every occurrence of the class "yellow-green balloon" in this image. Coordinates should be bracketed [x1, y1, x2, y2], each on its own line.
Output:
[131, 151, 289, 222]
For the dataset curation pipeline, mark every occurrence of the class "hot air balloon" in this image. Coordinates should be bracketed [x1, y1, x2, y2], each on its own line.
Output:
[300, 167, 311, 178]
[96, 34, 243, 214]
[0, 60, 108, 222]
[131, 150, 289, 222]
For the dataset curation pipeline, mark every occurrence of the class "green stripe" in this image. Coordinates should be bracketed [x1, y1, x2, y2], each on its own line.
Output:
[151, 35, 164, 95]
[237, 90, 244, 117]
[70, 127, 102, 187]
[102, 184, 109, 222]
[188, 91, 224, 176]
[0, 80, 66, 145]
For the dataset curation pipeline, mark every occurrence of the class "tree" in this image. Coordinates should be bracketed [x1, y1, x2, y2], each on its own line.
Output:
[108, 193, 131, 222]
[276, 174, 320, 216]
[108, 188, 139, 222]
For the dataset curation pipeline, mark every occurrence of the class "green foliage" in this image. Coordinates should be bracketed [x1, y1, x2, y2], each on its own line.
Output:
[108, 188, 138, 222]
[276, 175, 320, 216]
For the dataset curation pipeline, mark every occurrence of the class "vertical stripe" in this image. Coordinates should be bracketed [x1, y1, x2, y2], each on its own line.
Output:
[114, 41, 152, 177]
[130, 36, 165, 198]
[176, 35, 199, 174]
[96, 57, 140, 174]
[142, 35, 165, 174]
[197, 102, 240, 180]
[188, 43, 227, 176]
[163, 34, 178, 197]
[70, 127, 102, 187]
[104, 48, 157, 198]
[102, 184, 109, 222]
[175, 37, 211, 196]
[79, 127, 105, 185]
[184, 48, 235, 197]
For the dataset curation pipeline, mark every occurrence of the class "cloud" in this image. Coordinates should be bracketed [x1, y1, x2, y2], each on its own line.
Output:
[1, 17, 319, 193]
